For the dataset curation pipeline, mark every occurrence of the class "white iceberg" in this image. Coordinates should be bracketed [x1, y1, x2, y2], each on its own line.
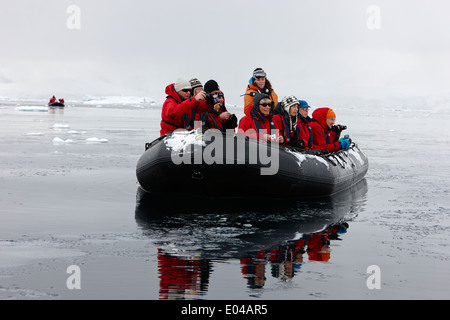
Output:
[51, 123, 70, 129]
[15, 106, 48, 112]
[86, 137, 109, 143]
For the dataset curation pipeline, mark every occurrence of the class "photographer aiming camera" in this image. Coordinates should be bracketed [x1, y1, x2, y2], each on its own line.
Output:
[202, 79, 238, 131]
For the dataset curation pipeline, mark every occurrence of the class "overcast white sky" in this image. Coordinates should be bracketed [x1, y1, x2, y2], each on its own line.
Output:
[1, 0, 450, 106]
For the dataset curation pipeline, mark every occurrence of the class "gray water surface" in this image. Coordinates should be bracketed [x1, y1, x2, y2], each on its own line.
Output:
[0, 99, 449, 300]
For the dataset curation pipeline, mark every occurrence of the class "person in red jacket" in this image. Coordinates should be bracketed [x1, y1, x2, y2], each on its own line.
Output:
[238, 93, 282, 143]
[273, 95, 311, 148]
[297, 100, 315, 149]
[160, 78, 214, 136]
[49, 96, 56, 104]
[310, 107, 351, 152]
[201, 79, 237, 133]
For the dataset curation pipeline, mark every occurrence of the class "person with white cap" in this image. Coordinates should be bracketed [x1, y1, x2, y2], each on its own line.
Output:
[243, 67, 278, 113]
[272, 95, 300, 147]
[160, 78, 214, 136]
[273, 96, 316, 149]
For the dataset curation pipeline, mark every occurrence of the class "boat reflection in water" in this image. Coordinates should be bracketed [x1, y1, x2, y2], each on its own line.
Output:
[135, 179, 368, 299]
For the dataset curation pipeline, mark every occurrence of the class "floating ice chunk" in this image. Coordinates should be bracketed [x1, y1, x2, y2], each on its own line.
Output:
[15, 106, 48, 112]
[52, 137, 76, 145]
[86, 137, 109, 143]
[51, 123, 70, 129]
[68, 130, 80, 135]
[25, 132, 44, 136]
[82, 95, 156, 106]
[52, 137, 65, 144]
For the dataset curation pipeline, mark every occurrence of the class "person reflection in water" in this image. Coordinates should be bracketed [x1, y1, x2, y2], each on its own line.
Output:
[157, 249, 212, 300]
[240, 223, 348, 288]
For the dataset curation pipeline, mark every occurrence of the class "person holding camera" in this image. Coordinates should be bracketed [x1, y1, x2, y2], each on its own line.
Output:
[160, 78, 215, 136]
[243, 68, 278, 113]
[238, 93, 283, 143]
[201, 79, 238, 132]
[309, 107, 351, 152]
[189, 78, 203, 96]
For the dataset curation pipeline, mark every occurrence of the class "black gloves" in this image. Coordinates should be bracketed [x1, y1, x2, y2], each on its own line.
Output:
[225, 114, 238, 129]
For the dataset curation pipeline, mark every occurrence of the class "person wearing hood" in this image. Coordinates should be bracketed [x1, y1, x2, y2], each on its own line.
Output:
[309, 107, 351, 152]
[160, 78, 215, 136]
[201, 79, 238, 132]
[238, 93, 282, 143]
[243, 68, 278, 113]
[272, 95, 314, 149]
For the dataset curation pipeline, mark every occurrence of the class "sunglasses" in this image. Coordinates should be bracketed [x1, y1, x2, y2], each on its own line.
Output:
[181, 89, 191, 93]
[260, 102, 272, 107]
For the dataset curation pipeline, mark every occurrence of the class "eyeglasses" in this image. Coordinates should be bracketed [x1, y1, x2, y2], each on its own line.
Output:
[181, 89, 191, 93]
[260, 102, 272, 107]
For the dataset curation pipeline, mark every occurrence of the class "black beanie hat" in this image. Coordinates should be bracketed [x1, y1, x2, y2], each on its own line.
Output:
[204, 79, 220, 93]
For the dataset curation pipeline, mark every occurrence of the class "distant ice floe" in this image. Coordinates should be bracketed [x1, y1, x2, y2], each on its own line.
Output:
[51, 123, 70, 129]
[52, 137, 109, 145]
[82, 95, 157, 106]
[86, 137, 109, 143]
[24, 132, 44, 136]
[15, 106, 48, 112]
[52, 137, 75, 145]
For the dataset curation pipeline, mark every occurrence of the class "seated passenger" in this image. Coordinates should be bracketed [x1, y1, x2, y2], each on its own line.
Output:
[238, 93, 282, 143]
[297, 100, 315, 149]
[49, 96, 56, 103]
[189, 78, 203, 96]
[273, 95, 312, 148]
[160, 78, 214, 136]
[202, 79, 238, 132]
[309, 107, 351, 152]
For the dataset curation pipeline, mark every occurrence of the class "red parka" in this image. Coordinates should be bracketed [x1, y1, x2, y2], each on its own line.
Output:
[160, 84, 212, 136]
[272, 113, 315, 149]
[238, 103, 278, 141]
[309, 108, 341, 152]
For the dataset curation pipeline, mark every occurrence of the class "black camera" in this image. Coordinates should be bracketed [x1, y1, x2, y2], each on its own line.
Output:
[205, 93, 220, 105]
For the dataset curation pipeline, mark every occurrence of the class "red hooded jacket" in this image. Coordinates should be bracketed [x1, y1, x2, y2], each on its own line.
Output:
[238, 102, 279, 141]
[160, 84, 212, 136]
[309, 108, 341, 152]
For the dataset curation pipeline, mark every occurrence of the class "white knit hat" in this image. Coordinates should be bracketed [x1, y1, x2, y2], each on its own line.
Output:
[174, 78, 192, 92]
[282, 95, 299, 113]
